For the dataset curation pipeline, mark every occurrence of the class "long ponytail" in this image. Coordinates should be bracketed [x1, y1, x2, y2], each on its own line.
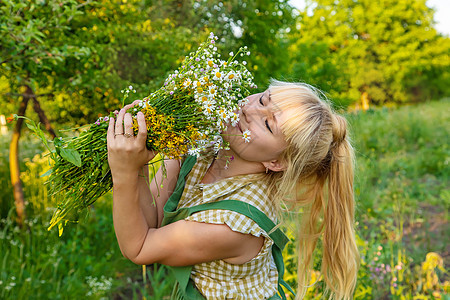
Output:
[322, 115, 359, 298]
[296, 115, 359, 299]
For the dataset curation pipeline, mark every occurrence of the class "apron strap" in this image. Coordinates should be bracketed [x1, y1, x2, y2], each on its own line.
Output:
[160, 156, 295, 300]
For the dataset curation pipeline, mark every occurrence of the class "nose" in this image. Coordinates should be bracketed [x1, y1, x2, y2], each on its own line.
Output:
[242, 94, 271, 120]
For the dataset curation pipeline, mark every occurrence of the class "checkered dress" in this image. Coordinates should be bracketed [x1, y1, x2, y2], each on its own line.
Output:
[177, 154, 279, 299]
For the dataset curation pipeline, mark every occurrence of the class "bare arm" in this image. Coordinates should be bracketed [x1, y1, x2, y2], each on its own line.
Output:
[138, 159, 180, 228]
[107, 103, 263, 265]
[132, 220, 264, 266]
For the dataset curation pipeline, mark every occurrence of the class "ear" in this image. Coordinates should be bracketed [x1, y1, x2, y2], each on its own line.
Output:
[262, 160, 285, 172]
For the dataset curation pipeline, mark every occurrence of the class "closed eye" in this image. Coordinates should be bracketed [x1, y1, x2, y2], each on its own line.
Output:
[259, 95, 264, 105]
[265, 120, 273, 133]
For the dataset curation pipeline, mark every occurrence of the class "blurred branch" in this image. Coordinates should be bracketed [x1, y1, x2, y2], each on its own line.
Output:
[5, 92, 54, 98]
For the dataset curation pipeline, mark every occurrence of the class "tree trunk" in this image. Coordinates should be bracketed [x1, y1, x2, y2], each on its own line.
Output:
[32, 97, 56, 138]
[9, 86, 32, 227]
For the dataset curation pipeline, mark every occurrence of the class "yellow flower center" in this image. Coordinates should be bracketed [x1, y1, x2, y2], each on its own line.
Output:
[216, 72, 221, 78]
[228, 74, 234, 79]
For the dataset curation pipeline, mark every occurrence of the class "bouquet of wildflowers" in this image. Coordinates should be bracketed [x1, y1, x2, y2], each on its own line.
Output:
[39, 33, 256, 234]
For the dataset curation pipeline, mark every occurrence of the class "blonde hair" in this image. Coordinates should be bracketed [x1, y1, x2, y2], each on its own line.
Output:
[265, 80, 359, 299]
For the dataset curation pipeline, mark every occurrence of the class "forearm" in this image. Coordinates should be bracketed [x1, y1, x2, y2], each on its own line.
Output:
[138, 165, 158, 228]
[113, 172, 151, 259]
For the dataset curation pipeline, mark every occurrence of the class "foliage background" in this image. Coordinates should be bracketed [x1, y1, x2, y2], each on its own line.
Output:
[0, 0, 448, 298]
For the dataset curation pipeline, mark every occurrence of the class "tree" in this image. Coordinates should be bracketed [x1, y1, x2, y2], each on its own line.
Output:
[0, 0, 94, 225]
[188, 0, 295, 87]
[0, 0, 296, 224]
[288, 0, 450, 106]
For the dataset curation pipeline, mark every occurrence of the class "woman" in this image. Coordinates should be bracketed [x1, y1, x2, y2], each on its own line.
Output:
[107, 80, 359, 299]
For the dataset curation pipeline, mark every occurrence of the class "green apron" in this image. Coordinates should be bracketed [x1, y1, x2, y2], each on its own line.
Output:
[160, 156, 295, 300]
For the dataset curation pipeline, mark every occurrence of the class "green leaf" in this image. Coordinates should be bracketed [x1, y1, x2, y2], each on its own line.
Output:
[40, 168, 53, 178]
[60, 148, 82, 167]
[25, 122, 36, 131]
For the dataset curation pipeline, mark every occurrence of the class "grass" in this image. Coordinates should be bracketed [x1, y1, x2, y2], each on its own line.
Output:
[0, 99, 448, 299]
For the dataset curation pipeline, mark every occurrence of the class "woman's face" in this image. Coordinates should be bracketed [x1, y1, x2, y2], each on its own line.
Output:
[223, 89, 289, 163]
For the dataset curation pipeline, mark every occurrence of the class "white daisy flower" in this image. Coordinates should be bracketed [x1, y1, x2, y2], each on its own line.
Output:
[203, 102, 215, 116]
[238, 98, 249, 107]
[225, 71, 236, 81]
[183, 78, 192, 88]
[213, 141, 222, 153]
[242, 129, 251, 143]
[230, 113, 239, 126]
[208, 85, 217, 96]
[212, 69, 223, 80]
[218, 109, 229, 122]
[188, 148, 201, 158]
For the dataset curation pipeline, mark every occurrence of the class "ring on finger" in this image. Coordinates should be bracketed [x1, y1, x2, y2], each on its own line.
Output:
[124, 132, 133, 138]
[115, 133, 124, 137]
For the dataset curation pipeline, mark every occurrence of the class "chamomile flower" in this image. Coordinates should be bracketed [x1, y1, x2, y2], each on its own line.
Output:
[188, 148, 201, 157]
[203, 102, 215, 116]
[213, 69, 223, 80]
[225, 71, 236, 81]
[218, 109, 229, 122]
[208, 85, 217, 96]
[238, 98, 249, 107]
[242, 129, 251, 143]
[183, 78, 192, 88]
[230, 113, 239, 126]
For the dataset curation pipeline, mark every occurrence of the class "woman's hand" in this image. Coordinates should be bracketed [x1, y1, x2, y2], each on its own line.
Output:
[107, 100, 155, 181]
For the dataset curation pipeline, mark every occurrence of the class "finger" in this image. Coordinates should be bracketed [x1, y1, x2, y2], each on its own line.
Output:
[131, 99, 142, 106]
[122, 99, 142, 112]
[123, 113, 134, 136]
[115, 108, 125, 134]
[136, 111, 147, 145]
[107, 117, 115, 144]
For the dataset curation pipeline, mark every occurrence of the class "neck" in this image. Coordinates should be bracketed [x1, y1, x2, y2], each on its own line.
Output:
[202, 149, 265, 184]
